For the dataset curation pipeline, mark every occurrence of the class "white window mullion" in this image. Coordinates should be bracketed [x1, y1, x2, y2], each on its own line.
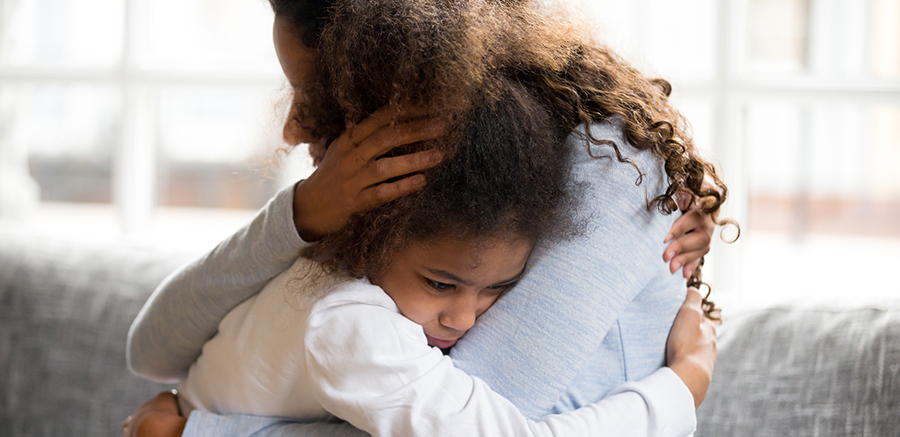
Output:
[114, 0, 156, 235]
[116, 83, 157, 234]
[705, 0, 749, 294]
[0, 0, 39, 222]
[0, 87, 40, 221]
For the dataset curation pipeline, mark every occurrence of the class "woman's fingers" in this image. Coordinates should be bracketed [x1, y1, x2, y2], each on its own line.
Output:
[291, 105, 446, 240]
[358, 174, 427, 210]
[347, 105, 432, 147]
[363, 149, 443, 187]
[352, 118, 447, 164]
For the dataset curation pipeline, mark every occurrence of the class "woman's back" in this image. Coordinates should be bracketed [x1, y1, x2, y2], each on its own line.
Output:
[452, 117, 686, 418]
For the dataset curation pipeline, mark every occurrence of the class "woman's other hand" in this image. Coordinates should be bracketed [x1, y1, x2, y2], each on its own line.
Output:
[663, 177, 719, 278]
[122, 391, 186, 437]
[666, 288, 717, 409]
[292, 106, 446, 241]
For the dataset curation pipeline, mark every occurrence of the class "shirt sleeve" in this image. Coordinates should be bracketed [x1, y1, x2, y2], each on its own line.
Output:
[127, 183, 310, 382]
[450, 119, 683, 418]
[182, 411, 368, 437]
[304, 297, 696, 437]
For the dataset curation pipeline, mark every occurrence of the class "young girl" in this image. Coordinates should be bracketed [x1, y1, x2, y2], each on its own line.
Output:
[167, 79, 704, 437]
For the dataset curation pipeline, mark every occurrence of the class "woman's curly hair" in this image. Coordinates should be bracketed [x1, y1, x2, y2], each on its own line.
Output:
[270, 0, 734, 316]
[307, 78, 580, 279]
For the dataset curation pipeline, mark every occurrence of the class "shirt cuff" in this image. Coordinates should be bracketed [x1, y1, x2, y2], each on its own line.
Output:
[609, 367, 697, 437]
[183, 410, 282, 437]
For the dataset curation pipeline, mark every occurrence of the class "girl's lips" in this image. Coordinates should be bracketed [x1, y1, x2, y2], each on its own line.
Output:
[425, 334, 458, 349]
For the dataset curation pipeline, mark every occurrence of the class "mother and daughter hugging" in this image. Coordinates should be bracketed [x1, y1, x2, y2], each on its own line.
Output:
[124, 0, 731, 436]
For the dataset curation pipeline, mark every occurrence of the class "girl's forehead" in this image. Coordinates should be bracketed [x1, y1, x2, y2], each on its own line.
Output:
[401, 236, 534, 279]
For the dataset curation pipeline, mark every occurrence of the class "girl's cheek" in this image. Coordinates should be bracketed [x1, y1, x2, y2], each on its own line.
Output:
[408, 296, 442, 326]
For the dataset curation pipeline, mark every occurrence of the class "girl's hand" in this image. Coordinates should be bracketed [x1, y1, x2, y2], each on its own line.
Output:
[663, 200, 714, 278]
[292, 106, 446, 241]
[122, 391, 186, 437]
[666, 288, 718, 409]
[663, 177, 719, 278]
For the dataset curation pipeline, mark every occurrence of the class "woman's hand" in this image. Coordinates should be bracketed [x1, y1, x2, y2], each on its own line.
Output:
[292, 106, 447, 241]
[122, 391, 186, 437]
[666, 288, 718, 409]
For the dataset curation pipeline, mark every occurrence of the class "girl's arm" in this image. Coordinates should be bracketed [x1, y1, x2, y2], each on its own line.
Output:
[293, 285, 702, 437]
[127, 107, 446, 382]
[125, 285, 713, 437]
[172, 372, 692, 437]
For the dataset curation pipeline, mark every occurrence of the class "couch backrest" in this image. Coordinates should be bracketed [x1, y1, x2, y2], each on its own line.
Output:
[0, 232, 195, 437]
[697, 302, 900, 436]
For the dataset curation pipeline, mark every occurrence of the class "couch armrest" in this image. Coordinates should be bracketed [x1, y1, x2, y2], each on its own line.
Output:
[697, 303, 900, 436]
[0, 231, 195, 436]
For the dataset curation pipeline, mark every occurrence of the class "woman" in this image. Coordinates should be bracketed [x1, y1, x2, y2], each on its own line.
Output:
[125, 0, 722, 435]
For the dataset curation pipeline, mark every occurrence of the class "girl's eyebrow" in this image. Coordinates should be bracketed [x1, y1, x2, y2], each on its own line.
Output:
[495, 269, 525, 285]
[495, 269, 526, 286]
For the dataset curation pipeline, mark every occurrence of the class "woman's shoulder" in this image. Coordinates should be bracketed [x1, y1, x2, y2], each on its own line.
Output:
[570, 116, 654, 163]
[568, 117, 663, 182]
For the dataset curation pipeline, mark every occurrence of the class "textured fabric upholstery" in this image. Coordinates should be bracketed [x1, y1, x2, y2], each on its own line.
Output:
[0, 232, 192, 436]
[697, 304, 900, 436]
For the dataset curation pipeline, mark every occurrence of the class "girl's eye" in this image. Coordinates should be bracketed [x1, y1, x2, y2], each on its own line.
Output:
[489, 283, 510, 289]
[427, 279, 454, 291]
[487, 282, 517, 294]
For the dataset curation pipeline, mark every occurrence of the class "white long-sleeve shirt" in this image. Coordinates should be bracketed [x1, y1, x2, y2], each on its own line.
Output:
[178, 257, 696, 437]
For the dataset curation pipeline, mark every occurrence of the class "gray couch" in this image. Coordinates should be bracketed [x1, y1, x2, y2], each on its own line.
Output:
[1, 230, 898, 436]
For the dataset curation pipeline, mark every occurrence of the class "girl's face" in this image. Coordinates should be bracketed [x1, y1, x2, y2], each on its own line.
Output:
[372, 236, 533, 349]
[273, 16, 320, 147]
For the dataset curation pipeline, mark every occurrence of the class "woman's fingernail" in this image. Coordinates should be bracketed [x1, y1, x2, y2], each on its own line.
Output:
[664, 233, 674, 243]
[672, 261, 682, 271]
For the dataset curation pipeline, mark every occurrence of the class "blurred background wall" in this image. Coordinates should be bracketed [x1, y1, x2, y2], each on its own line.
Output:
[0, 0, 898, 307]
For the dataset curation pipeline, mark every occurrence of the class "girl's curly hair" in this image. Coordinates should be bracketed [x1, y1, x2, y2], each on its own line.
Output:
[305, 80, 578, 277]
[271, 0, 734, 315]
[306, 78, 579, 278]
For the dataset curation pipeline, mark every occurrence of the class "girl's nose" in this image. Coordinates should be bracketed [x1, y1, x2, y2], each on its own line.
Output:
[439, 296, 478, 333]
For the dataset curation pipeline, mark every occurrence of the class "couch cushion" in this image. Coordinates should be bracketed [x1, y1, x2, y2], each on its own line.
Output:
[697, 303, 900, 436]
[0, 232, 195, 437]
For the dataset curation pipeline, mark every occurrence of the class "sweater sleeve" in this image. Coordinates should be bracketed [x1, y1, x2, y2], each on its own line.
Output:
[127, 184, 310, 382]
[303, 295, 696, 437]
[450, 118, 682, 418]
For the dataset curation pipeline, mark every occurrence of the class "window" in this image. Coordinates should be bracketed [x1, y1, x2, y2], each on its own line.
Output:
[2, 0, 899, 302]
[574, 0, 900, 305]
[0, 0, 310, 248]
